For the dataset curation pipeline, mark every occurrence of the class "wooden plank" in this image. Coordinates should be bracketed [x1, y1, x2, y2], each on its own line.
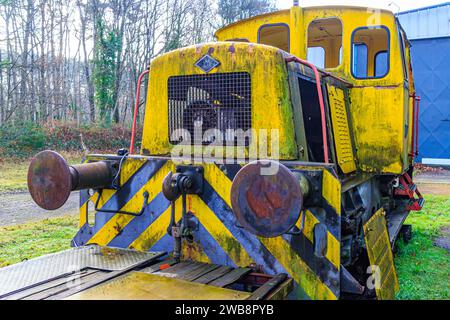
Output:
[66, 272, 252, 300]
[247, 273, 287, 300]
[154, 261, 193, 274]
[170, 262, 209, 278]
[193, 266, 233, 284]
[139, 258, 178, 274]
[180, 264, 221, 282]
[153, 262, 201, 278]
[265, 278, 294, 300]
[208, 268, 252, 288]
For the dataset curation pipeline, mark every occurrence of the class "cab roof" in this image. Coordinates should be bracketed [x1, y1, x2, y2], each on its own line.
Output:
[215, 5, 395, 37]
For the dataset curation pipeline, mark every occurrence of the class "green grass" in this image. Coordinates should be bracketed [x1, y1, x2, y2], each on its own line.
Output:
[0, 160, 29, 192]
[0, 152, 83, 193]
[395, 195, 450, 300]
[0, 215, 78, 267]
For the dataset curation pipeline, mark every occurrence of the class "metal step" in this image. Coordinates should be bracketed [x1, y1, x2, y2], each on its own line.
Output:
[386, 210, 410, 244]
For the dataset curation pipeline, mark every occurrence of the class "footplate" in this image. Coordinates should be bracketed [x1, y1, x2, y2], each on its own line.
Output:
[0, 245, 164, 298]
[68, 259, 293, 300]
[363, 209, 399, 300]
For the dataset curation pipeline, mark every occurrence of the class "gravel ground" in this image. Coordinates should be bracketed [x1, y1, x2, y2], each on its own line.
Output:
[0, 191, 79, 227]
[415, 169, 450, 196]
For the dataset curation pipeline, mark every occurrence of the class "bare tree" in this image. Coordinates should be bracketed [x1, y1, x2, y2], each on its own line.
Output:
[0, 0, 264, 127]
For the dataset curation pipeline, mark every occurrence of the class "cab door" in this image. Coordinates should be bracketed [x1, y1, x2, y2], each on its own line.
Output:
[398, 24, 415, 163]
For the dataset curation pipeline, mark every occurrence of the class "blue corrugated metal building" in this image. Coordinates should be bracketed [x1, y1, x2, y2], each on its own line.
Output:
[398, 3, 450, 166]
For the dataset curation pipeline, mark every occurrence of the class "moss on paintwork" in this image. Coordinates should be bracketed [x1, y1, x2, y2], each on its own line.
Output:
[357, 142, 402, 173]
[143, 42, 299, 160]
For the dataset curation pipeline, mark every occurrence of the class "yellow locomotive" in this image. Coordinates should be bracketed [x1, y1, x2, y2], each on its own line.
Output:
[1, 5, 423, 300]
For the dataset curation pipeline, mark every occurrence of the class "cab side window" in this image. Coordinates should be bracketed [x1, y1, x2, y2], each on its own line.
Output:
[307, 18, 343, 69]
[352, 26, 390, 79]
[258, 24, 290, 52]
[307, 47, 325, 68]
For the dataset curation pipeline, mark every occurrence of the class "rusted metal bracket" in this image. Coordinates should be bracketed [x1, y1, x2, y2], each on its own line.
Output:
[394, 172, 424, 211]
[409, 94, 421, 157]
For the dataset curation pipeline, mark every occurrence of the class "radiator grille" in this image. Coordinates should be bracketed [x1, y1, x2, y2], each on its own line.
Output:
[168, 72, 251, 146]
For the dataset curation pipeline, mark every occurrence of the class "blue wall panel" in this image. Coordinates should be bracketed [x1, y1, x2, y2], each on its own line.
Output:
[410, 37, 450, 161]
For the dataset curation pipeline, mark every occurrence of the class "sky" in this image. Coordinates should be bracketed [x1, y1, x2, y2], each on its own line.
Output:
[276, 0, 448, 12]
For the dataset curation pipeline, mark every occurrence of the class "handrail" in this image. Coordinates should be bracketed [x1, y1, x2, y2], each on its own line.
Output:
[410, 93, 416, 157]
[285, 56, 329, 163]
[409, 93, 421, 157]
[415, 96, 421, 156]
[129, 69, 150, 154]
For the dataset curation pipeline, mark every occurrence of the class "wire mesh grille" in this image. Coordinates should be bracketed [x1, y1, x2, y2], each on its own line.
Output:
[168, 72, 252, 146]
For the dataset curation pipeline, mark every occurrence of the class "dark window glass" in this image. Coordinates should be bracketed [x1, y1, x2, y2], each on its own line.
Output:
[298, 77, 325, 163]
[353, 43, 368, 78]
[375, 51, 388, 77]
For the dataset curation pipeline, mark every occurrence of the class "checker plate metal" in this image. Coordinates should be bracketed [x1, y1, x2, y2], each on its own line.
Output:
[0, 245, 163, 296]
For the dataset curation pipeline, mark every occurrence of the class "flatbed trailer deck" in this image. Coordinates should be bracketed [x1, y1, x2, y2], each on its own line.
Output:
[0, 245, 292, 300]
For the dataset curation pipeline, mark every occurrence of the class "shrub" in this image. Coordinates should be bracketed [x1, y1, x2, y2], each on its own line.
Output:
[0, 122, 142, 159]
[0, 122, 46, 158]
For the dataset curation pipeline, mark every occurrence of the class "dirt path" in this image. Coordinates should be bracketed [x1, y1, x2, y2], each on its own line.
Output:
[435, 226, 450, 253]
[0, 191, 79, 227]
[415, 170, 450, 196]
[416, 183, 450, 196]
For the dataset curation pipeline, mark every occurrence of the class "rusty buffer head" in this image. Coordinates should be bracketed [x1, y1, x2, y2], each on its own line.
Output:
[230, 161, 303, 237]
[27, 150, 73, 210]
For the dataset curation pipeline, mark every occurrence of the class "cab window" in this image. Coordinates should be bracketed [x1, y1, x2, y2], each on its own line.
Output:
[307, 18, 343, 69]
[258, 24, 290, 52]
[352, 26, 390, 79]
[307, 47, 325, 68]
[353, 43, 368, 77]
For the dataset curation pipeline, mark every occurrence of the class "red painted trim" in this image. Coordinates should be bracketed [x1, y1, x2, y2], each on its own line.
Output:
[415, 96, 421, 156]
[410, 93, 416, 157]
[409, 94, 421, 157]
[129, 69, 150, 154]
[395, 173, 424, 211]
[285, 56, 329, 163]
